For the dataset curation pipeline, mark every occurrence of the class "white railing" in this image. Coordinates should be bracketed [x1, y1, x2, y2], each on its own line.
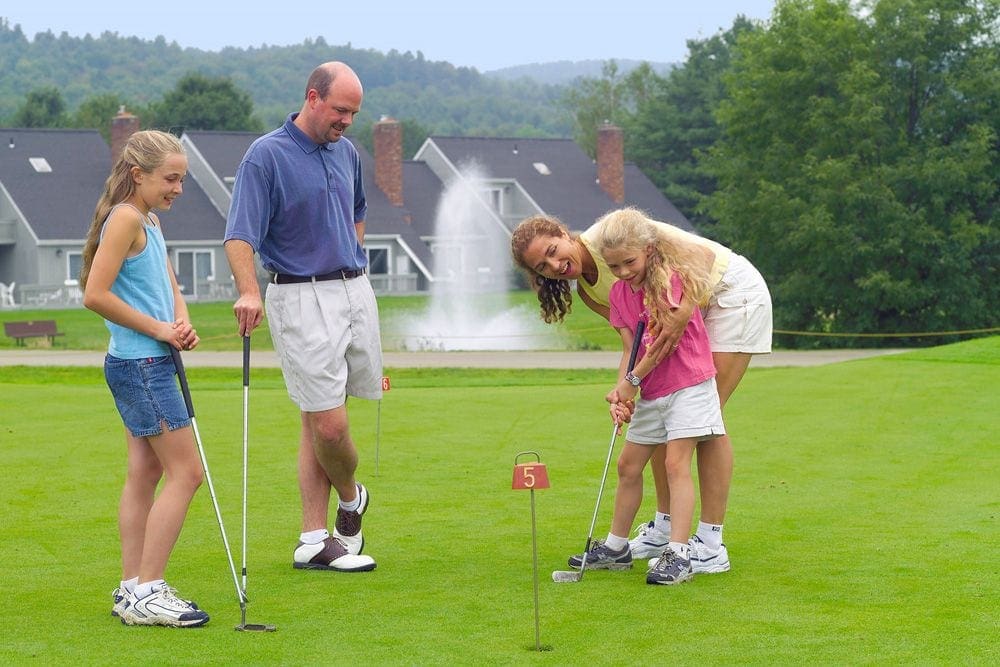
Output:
[6, 273, 426, 309]
[369, 273, 419, 295]
[15, 283, 83, 308]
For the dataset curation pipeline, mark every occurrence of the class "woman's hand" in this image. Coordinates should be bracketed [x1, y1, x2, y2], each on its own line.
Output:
[645, 304, 691, 364]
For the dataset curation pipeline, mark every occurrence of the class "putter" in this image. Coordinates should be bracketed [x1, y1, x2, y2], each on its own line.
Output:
[553, 319, 646, 583]
[169, 347, 245, 611]
[234, 335, 276, 633]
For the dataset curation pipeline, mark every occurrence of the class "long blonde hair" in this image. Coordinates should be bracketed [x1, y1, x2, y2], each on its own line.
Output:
[510, 214, 574, 323]
[79, 130, 184, 289]
[595, 207, 713, 326]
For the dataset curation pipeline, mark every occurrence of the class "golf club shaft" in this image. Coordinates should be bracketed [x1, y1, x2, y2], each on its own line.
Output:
[576, 318, 646, 575]
[241, 335, 249, 597]
[576, 423, 619, 575]
[170, 346, 244, 606]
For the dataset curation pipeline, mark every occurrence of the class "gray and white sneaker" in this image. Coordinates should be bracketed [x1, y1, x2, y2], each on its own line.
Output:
[628, 520, 670, 559]
[333, 482, 369, 556]
[688, 535, 730, 573]
[646, 548, 693, 585]
[111, 587, 129, 618]
[567, 540, 633, 570]
[113, 585, 198, 618]
[121, 586, 209, 627]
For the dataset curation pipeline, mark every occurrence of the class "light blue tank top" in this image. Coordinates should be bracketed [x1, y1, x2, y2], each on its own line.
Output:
[101, 205, 175, 358]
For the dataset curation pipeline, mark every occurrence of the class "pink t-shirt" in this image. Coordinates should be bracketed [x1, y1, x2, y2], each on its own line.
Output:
[609, 273, 716, 400]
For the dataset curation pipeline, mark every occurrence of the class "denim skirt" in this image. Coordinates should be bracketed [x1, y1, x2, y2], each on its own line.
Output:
[104, 354, 191, 437]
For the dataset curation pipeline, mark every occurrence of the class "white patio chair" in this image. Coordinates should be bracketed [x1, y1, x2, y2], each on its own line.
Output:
[0, 281, 15, 307]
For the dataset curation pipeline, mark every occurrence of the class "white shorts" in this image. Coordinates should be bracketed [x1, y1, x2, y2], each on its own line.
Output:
[265, 275, 383, 412]
[626, 378, 726, 445]
[703, 254, 773, 354]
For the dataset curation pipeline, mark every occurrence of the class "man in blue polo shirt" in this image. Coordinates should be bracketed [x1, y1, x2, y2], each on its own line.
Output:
[224, 61, 381, 573]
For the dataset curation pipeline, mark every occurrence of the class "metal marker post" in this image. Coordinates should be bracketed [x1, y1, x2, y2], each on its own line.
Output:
[375, 376, 390, 476]
[512, 451, 550, 652]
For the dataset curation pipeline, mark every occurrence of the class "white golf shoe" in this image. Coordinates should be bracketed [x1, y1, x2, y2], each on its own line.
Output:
[293, 536, 376, 572]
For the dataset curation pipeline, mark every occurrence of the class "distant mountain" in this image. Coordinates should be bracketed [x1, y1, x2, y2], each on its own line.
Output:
[0, 22, 574, 138]
[484, 59, 677, 85]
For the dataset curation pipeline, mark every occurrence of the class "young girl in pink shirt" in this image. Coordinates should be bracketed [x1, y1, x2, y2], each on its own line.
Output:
[565, 211, 726, 585]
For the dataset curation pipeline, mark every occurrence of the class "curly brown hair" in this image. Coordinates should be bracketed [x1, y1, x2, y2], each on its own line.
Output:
[510, 215, 574, 323]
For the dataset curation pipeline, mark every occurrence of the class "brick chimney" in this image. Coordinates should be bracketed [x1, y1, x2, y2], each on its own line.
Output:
[111, 106, 140, 163]
[596, 121, 624, 204]
[374, 116, 403, 206]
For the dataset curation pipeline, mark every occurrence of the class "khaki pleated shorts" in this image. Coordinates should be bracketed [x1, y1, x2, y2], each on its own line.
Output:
[266, 275, 383, 412]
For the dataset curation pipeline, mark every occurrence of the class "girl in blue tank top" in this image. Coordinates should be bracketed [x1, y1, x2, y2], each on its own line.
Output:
[79, 130, 210, 628]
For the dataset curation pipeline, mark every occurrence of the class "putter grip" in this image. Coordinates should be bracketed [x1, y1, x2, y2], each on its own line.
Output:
[242, 335, 250, 387]
[169, 346, 196, 419]
[626, 320, 646, 373]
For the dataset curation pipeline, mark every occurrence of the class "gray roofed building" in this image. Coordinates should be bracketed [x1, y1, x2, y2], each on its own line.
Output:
[415, 127, 693, 235]
[0, 114, 693, 309]
[0, 129, 108, 243]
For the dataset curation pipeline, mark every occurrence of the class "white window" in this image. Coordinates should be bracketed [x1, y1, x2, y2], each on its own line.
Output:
[480, 187, 503, 214]
[367, 245, 391, 275]
[66, 251, 83, 282]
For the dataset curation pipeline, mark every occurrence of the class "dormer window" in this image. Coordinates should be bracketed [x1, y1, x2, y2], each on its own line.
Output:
[480, 187, 502, 213]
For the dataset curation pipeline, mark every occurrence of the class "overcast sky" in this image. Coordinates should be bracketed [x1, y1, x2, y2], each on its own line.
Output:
[2, 1, 776, 71]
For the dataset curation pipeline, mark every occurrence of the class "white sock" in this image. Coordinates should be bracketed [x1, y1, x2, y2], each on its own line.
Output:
[134, 579, 165, 600]
[605, 533, 629, 551]
[339, 492, 361, 513]
[121, 577, 138, 594]
[300, 528, 330, 545]
[696, 521, 724, 550]
[669, 541, 690, 559]
[654, 512, 671, 534]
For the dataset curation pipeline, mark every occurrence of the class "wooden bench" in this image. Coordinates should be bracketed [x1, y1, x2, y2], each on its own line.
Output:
[3, 320, 66, 346]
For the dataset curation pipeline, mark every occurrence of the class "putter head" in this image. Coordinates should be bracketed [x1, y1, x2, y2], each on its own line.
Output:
[551, 569, 583, 583]
[235, 623, 276, 632]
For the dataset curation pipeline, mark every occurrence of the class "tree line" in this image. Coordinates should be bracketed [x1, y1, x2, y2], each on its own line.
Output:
[0, 19, 572, 144]
[2, 0, 996, 344]
[566, 0, 998, 346]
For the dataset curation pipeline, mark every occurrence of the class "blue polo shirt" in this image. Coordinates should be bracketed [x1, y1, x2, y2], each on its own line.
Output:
[225, 113, 368, 276]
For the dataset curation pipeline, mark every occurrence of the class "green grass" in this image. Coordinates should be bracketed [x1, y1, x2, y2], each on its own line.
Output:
[0, 291, 621, 352]
[0, 337, 997, 665]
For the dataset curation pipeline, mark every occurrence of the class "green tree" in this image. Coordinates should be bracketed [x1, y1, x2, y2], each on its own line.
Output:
[68, 93, 140, 142]
[563, 61, 659, 157]
[12, 86, 67, 127]
[0, 22, 572, 138]
[351, 117, 431, 158]
[147, 72, 264, 132]
[705, 0, 999, 344]
[624, 17, 759, 229]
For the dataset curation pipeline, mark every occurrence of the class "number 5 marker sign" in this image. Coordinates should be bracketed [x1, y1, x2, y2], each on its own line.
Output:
[512, 451, 550, 652]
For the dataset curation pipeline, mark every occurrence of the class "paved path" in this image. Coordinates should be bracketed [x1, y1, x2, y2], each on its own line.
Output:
[0, 348, 908, 368]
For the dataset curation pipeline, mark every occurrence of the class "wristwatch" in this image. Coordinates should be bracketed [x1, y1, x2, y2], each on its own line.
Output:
[624, 371, 641, 387]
